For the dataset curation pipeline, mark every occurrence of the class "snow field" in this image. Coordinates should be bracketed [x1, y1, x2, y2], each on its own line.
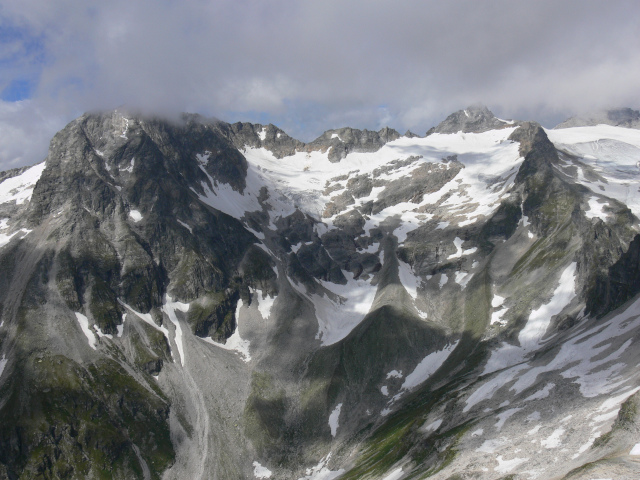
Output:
[239, 128, 521, 241]
[0, 162, 46, 205]
[547, 125, 640, 218]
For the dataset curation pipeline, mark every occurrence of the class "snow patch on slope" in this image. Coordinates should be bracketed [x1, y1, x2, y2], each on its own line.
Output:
[483, 262, 577, 375]
[253, 461, 272, 478]
[289, 271, 377, 346]
[0, 227, 31, 249]
[129, 209, 143, 222]
[298, 453, 344, 480]
[251, 288, 276, 319]
[0, 355, 9, 382]
[162, 296, 190, 366]
[194, 157, 264, 221]
[202, 299, 251, 362]
[547, 125, 640, 218]
[0, 161, 46, 205]
[398, 259, 420, 300]
[447, 237, 477, 259]
[75, 312, 97, 350]
[381, 467, 404, 480]
[401, 341, 459, 390]
[585, 196, 610, 220]
[329, 403, 342, 437]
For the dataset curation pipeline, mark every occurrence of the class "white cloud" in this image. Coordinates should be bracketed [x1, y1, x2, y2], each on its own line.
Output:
[0, 100, 68, 169]
[0, 0, 639, 169]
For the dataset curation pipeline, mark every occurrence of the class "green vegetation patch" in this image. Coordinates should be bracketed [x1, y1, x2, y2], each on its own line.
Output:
[0, 355, 174, 479]
[243, 371, 288, 461]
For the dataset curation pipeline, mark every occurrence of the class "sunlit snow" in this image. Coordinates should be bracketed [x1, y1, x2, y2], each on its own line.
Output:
[585, 196, 610, 220]
[251, 288, 276, 319]
[0, 161, 46, 205]
[129, 210, 143, 222]
[0, 227, 31, 249]
[447, 237, 477, 259]
[540, 428, 565, 449]
[75, 312, 97, 350]
[240, 127, 521, 239]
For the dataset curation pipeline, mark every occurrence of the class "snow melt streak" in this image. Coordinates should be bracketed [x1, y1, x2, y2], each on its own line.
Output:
[75, 312, 97, 350]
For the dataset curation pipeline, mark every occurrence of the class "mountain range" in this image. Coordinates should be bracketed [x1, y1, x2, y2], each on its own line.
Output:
[1, 105, 640, 479]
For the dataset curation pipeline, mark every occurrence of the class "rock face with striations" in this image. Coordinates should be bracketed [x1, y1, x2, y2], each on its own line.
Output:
[1, 106, 640, 479]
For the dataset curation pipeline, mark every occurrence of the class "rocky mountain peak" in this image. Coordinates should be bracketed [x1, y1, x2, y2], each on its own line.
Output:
[554, 107, 640, 129]
[306, 126, 401, 162]
[220, 121, 305, 159]
[3, 106, 640, 479]
[426, 104, 514, 135]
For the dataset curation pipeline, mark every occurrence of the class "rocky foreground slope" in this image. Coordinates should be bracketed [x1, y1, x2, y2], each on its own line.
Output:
[1, 105, 640, 479]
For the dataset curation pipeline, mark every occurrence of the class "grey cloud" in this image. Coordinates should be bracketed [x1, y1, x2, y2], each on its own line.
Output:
[1, 0, 639, 168]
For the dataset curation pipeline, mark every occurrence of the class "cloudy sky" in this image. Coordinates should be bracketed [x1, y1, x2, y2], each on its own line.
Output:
[1, 0, 639, 169]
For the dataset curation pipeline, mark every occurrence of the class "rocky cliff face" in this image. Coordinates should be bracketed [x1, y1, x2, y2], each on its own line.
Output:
[1, 106, 640, 479]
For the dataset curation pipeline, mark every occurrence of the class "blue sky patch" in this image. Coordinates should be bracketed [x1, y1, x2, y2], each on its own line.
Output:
[1, 78, 34, 101]
[0, 17, 47, 101]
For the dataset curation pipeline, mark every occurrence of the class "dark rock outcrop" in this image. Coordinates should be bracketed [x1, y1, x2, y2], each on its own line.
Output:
[306, 126, 401, 162]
